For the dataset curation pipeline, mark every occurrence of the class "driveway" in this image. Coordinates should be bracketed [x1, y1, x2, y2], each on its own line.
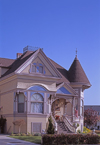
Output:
[0, 135, 41, 145]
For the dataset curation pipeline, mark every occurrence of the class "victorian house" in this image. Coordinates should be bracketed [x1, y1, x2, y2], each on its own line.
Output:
[0, 46, 91, 134]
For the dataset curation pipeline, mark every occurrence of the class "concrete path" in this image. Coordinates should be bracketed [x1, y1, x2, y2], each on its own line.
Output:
[0, 134, 41, 145]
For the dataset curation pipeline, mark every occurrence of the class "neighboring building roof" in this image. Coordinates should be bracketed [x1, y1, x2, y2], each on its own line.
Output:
[0, 58, 15, 68]
[84, 105, 100, 112]
[1, 51, 35, 77]
[68, 56, 91, 86]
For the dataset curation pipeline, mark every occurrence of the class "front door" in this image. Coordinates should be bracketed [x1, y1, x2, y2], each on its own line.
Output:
[52, 99, 65, 120]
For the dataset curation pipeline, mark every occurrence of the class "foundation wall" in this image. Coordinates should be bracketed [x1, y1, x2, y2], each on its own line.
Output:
[27, 116, 48, 133]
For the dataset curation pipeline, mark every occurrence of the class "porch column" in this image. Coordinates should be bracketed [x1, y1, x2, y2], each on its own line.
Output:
[15, 94, 18, 113]
[44, 93, 46, 114]
[72, 97, 75, 121]
[51, 94, 56, 116]
[27, 91, 30, 113]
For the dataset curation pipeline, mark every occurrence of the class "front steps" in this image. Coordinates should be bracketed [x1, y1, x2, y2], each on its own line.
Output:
[57, 121, 72, 134]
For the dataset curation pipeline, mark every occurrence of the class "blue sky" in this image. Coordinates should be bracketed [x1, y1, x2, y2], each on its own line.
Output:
[0, 0, 100, 105]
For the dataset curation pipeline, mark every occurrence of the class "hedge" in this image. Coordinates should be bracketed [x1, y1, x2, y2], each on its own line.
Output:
[42, 134, 100, 145]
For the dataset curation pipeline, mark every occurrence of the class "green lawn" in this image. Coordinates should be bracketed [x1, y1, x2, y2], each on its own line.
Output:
[9, 136, 41, 144]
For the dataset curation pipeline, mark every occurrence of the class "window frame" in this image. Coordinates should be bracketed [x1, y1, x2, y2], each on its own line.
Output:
[30, 93, 44, 114]
[17, 93, 25, 113]
[30, 63, 44, 74]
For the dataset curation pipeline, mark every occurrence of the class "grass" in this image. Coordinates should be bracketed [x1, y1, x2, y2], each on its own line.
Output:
[9, 136, 41, 144]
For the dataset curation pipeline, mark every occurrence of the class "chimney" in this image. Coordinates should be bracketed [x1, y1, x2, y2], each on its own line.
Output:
[17, 53, 22, 58]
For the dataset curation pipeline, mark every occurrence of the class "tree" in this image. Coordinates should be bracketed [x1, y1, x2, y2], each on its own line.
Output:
[84, 108, 98, 129]
[47, 116, 55, 134]
[13, 119, 25, 133]
[0, 115, 7, 133]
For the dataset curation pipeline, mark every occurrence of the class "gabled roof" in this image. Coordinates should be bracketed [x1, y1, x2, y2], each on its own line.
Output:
[0, 49, 91, 89]
[49, 58, 70, 84]
[1, 51, 35, 77]
[68, 56, 91, 86]
[0, 58, 15, 68]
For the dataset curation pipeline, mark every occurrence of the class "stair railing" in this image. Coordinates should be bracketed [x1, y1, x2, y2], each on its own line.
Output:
[63, 115, 75, 133]
[51, 113, 57, 132]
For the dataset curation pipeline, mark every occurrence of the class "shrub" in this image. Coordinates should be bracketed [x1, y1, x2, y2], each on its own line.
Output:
[21, 133, 26, 136]
[73, 123, 79, 128]
[85, 134, 100, 144]
[15, 133, 21, 136]
[11, 134, 15, 136]
[34, 133, 41, 136]
[27, 132, 32, 136]
[47, 116, 55, 134]
[42, 134, 100, 145]
[77, 129, 81, 133]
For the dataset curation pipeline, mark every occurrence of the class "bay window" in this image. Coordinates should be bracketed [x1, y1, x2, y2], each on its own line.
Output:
[31, 93, 43, 113]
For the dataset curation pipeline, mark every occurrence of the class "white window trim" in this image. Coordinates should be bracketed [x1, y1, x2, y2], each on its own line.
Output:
[30, 93, 44, 114]
[17, 93, 25, 113]
[30, 63, 45, 74]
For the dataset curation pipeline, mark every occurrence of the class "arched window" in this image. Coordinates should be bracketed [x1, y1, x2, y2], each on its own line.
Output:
[18, 93, 24, 113]
[31, 93, 43, 113]
[28, 85, 46, 91]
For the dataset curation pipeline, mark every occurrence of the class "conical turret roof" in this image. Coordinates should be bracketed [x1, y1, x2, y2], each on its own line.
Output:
[68, 56, 91, 87]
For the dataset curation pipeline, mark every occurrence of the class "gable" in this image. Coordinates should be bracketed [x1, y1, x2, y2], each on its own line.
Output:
[56, 83, 77, 95]
[57, 87, 71, 94]
[17, 49, 61, 78]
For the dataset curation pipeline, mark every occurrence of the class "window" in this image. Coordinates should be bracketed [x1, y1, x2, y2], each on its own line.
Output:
[31, 93, 43, 113]
[39, 66, 43, 73]
[31, 63, 44, 74]
[28, 85, 46, 91]
[32, 123, 41, 133]
[18, 93, 24, 113]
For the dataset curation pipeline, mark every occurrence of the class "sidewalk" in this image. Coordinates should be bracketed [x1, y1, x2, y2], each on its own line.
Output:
[0, 134, 41, 145]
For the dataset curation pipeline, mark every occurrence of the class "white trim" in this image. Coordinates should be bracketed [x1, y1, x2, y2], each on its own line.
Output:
[16, 50, 39, 73]
[40, 49, 61, 78]
[15, 49, 62, 78]
[15, 72, 61, 80]
[0, 72, 15, 82]
[56, 82, 78, 96]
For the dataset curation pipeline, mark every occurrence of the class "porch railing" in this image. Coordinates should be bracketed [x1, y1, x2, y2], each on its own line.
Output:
[63, 115, 75, 133]
[51, 113, 57, 132]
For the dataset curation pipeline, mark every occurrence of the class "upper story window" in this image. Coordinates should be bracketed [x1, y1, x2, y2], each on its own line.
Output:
[31, 63, 44, 74]
[18, 93, 24, 113]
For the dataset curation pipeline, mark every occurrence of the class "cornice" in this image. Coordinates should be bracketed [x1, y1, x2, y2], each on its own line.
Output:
[15, 72, 61, 81]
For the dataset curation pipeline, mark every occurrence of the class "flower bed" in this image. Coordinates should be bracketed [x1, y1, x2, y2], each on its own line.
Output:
[42, 134, 100, 145]
[83, 126, 92, 134]
[55, 115, 60, 120]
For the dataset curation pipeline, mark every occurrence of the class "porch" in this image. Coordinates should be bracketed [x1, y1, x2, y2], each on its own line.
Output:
[49, 95, 81, 133]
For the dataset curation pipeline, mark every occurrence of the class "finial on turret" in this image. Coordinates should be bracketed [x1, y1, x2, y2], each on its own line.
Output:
[76, 48, 77, 57]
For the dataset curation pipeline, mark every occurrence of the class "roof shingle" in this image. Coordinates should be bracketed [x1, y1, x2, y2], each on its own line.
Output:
[68, 56, 91, 86]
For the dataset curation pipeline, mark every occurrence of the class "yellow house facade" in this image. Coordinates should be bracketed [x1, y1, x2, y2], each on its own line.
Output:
[0, 46, 91, 134]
